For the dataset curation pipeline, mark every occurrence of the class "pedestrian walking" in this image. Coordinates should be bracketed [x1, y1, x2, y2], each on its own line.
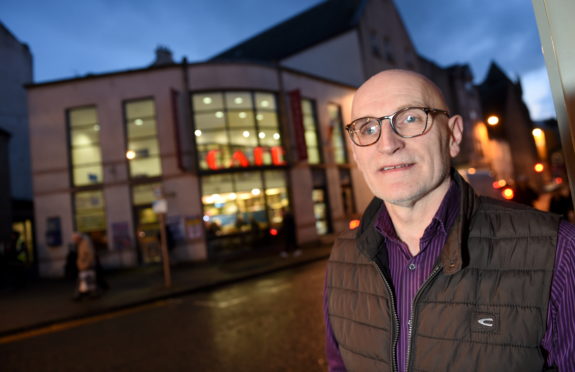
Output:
[71, 232, 100, 301]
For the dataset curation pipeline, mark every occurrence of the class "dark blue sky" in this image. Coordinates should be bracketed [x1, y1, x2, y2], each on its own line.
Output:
[0, 0, 555, 120]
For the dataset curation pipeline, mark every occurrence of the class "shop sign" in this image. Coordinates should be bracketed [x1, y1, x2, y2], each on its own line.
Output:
[205, 146, 286, 170]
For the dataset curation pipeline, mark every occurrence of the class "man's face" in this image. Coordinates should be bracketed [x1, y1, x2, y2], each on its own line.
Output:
[350, 71, 462, 207]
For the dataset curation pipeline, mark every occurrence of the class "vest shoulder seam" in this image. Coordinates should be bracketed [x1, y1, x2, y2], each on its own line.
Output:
[329, 313, 391, 333]
[461, 267, 554, 273]
[327, 284, 386, 298]
[328, 259, 372, 266]
[416, 333, 540, 349]
[418, 300, 543, 310]
[337, 342, 391, 365]
[468, 234, 557, 239]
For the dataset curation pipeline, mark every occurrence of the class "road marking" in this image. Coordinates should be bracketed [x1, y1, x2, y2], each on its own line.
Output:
[0, 299, 172, 345]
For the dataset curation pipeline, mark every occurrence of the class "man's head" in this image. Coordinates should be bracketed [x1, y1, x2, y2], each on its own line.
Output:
[348, 69, 463, 208]
[72, 232, 83, 244]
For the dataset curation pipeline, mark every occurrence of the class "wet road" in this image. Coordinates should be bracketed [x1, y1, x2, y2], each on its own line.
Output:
[0, 260, 328, 372]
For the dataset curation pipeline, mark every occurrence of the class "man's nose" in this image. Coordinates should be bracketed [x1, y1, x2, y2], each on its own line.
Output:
[374, 120, 404, 154]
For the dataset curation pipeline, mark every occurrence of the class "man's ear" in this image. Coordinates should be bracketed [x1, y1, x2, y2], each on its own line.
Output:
[448, 114, 463, 158]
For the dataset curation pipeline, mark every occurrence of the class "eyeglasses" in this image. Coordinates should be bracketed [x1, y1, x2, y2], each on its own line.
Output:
[345, 106, 450, 147]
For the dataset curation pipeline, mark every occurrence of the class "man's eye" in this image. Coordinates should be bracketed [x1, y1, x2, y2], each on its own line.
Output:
[404, 115, 418, 123]
[359, 122, 378, 136]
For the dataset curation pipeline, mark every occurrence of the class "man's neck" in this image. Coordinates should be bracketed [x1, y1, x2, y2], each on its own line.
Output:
[384, 178, 452, 256]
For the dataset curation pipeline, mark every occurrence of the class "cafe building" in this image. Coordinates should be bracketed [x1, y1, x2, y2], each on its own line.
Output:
[28, 60, 365, 277]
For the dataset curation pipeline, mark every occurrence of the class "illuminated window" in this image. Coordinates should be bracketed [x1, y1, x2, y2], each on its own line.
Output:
[301, 99, 321, 164]
[68, 107, 102, 186]
[313, 188, 330, 235]
[132, 182, 162, 263]
[201, 170, 289, 238]
[327, 103, 347, 164]
[74, 190, 107, 248]
[125, 99, 162, 178]
[192, 91, 284, 170]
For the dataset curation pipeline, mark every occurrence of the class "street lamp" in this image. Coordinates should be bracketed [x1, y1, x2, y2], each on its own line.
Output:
[532, 127, 547, 161]
[487, 115, 500, 126]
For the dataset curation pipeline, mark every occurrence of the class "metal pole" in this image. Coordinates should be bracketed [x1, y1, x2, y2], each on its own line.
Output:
[158, 212, 172, 288]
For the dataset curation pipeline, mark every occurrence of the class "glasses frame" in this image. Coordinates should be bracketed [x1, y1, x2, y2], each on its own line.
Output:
[345, 106, 450, 147]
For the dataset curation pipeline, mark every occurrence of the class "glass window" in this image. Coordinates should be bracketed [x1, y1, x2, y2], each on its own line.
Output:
[132, 182, 161, 206]
[68, 107, 103, 186]
[125, 99, 162, 178]
[192, 91, 285, 171]
[201, 170, 288, 238]
[328, 103, 347, 164]
[301, 99, 321, 164]
[74, 190, 107, 249]
[312, 188, 330, 235]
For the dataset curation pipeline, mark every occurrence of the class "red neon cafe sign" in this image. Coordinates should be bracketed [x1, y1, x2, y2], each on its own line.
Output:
[206, 146, 286, 170]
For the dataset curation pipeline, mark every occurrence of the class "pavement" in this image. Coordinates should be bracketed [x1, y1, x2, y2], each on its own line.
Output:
[0, 242, 333, 339]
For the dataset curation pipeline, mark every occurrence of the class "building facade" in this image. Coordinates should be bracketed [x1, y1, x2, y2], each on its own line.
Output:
[28, 62, 363, 277]
[0, 22, 35, 269]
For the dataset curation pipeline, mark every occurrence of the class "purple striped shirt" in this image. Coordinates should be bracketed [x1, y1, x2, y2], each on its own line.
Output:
[324, 181, 575, 371]
[375, 180, 459, 372]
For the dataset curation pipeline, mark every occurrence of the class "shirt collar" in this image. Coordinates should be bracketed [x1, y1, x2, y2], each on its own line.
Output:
[375, 179, 460, 242]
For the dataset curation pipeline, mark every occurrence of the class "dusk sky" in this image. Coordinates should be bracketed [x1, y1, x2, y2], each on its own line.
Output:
[1, 0, 555, 120]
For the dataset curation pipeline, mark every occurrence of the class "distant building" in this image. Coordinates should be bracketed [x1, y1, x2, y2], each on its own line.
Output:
[212, 0, 421, 87]
[0, 22, 34, 265]
[476, 62, 542, 188]
[27, 61, 360, 277]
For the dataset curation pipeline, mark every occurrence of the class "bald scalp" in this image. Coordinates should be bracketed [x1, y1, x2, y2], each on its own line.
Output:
[352, 69, 449, 119]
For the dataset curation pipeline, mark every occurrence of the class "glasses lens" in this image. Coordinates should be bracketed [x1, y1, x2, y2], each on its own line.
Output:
[351, 118, 380, 146]
[393, 108, 427, 137]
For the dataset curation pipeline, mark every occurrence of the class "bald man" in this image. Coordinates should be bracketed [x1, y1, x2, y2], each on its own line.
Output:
[324, 70, 575, 371]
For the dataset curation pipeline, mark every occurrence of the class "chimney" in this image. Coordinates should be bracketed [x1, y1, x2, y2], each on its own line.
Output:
[152, 45, 174, 66]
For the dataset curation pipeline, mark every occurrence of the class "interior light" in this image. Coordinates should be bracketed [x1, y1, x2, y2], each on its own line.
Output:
[242, 131, 250, 138]
[234, 97, 243, 104]
[126, 150, 136, 160]
[256, 114, 264, 121]
[228, 193, 237, 200]
[273, 133, 280, 140]
[261, 100, 269, 107]
[467, 167, 476, 175]
[215, 111, 224, 118]
[534, 163, 544, 173]
[251, 188, 261, 196]
[134, 119, 144, 126]
[203, 97, 213, 105]
[265, 188, 280, 195]
[93, 125, 100, 131]
[194, 129, 202, 136]
[239, 112, 247, 119]
[258, 132, 266, 139]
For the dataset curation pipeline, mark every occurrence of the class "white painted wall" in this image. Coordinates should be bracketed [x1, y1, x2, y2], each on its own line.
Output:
[281, 30, 365, 87]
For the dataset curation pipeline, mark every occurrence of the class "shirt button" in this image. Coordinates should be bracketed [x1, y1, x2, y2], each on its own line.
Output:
[408, 263, 416, 271]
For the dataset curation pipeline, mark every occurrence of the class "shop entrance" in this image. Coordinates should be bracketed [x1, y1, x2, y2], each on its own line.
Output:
[133, 205, 162, 264]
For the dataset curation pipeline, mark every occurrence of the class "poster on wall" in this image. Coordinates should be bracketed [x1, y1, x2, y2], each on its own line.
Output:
[166, 215, 184, 243]
[46, 216, 62, 247]
[111, 222, 132, 250]
[185, 216, 203, 240]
